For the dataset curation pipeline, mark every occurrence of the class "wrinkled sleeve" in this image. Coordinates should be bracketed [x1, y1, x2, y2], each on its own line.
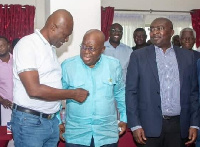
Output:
[114, 61, 127, 123]
[56, 61, 70, 124]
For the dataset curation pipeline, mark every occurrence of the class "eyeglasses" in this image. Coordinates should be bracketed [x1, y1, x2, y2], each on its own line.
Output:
[149, 26, 165, 32]
[111, 29, 123, 34]
[80, 44, 97, 52]
[181, 37, 195, 42]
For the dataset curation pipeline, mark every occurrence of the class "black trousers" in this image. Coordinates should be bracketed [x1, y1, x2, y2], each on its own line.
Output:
[136, 116, 188, 147]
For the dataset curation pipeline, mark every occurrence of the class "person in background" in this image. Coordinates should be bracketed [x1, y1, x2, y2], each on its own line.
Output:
[126, 17, 199, 147]
[180, 28, 196, 50]
[172, 35, 181, 47]
[132, 28, 147, 50]
[0, 36, 14, 147]
[104, 23, 132, 83]
[60, 29, 127, 147]
[12, 38, 20, 49]
[0, 36, 13, 125]
[11, 9, 88, 147]
[146, 39, 152, 46]
[180, 28, 200, 62]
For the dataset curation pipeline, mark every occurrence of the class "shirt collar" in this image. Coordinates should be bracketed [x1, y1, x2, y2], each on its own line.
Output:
[154, 44, 174, 53]
[35, 29, 50, 45]
[0, 53, 12, 63]
[80, 55, 103, 69]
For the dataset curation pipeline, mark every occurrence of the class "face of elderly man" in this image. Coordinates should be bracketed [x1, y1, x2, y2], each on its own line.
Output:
[80, 30, 105, 68]
[180, 31, 196, 50]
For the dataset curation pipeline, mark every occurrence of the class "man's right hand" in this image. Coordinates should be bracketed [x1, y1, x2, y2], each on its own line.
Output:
[73, 88, 89, 103]
[0, 99, 12, 109]
[133, 128, 146, 144]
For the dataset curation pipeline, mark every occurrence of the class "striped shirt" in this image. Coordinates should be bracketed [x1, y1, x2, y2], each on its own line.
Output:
[155, 45, 181, 116]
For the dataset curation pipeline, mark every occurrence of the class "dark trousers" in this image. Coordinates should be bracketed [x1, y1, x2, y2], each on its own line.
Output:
[136, 116, 188, 147]
[65, 137, 118, 147]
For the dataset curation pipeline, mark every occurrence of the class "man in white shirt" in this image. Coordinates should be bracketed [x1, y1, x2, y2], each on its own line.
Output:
[11, 9, 88, 147]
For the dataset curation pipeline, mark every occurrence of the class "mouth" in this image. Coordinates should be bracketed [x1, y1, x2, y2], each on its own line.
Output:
[114, 35, 120, 39]
[152, 36, 160, 41]
[83, 56, 91, 61]
[60, 42, 64, 46]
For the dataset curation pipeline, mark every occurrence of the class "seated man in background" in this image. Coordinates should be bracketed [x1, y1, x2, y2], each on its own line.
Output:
[104, 23, 132, 83]
[132, 28, 147, 50]
[172, 35, 181, 47]
[60, 29, 127, 147]
[0, 36, 14, 147]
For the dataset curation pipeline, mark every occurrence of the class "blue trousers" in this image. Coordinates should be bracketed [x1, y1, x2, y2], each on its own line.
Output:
[11, 109, 59, 147]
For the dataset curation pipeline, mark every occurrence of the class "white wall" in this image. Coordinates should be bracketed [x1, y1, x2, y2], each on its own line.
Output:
[1, 0, 45, 29]
[47, 0, 101, 63]
[101, 0, 200, 11]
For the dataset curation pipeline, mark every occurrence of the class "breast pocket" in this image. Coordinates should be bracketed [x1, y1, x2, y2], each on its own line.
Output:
[69, 80, 85, 89]
[101, 78, 116, 98]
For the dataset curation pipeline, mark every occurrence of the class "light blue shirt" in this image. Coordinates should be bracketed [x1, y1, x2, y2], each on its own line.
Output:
[104, 41, 132, 83]
[155, 45, 181, 116]
[61, 55, 127, 147]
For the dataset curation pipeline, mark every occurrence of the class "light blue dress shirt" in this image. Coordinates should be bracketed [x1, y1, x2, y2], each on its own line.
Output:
[155, 45, 181, 116]
[61, 55, 127, 147]
[104, 41, 132, 83]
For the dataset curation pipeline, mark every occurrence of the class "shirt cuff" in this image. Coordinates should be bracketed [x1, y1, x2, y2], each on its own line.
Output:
[190, 126, 199, 130]
[131, 126, 142, 132]
[120, 112, 127, 123]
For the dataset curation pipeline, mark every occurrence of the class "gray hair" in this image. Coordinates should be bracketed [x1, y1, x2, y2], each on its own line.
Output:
[180, 28, 196, 38]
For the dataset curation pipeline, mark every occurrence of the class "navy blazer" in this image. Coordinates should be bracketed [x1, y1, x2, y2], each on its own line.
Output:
[126, 44, 199, 138]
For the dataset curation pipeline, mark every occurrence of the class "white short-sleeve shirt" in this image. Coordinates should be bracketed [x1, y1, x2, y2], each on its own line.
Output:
[13, 29, 61, 114]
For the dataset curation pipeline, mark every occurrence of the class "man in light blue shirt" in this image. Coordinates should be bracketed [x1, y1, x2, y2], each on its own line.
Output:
[104, 23, 132, 83]
[60, 29, 127, 147]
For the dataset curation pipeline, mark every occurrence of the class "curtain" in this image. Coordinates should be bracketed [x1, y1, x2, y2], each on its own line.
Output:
[0, 4, 35, 52]
[191, 9, 200, 48]
[113, 12, 145, 47]
[168, 15, 192, 35]
[101, 6, 114, 41]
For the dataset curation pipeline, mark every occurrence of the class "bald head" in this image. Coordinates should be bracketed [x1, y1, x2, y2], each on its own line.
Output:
[45, 9, 73, 28]
[152, 18, 173, 29]
[41, 9, 74, 48]
[83, 29, 105, 47]
[80, 29, 105, 68]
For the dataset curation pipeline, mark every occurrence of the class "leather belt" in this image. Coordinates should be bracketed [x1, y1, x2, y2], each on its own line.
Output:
[162, 115, 179, 120]
[12, 103, 55, 119]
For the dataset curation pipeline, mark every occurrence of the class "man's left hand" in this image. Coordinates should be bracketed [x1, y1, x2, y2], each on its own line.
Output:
[185, 128, 198, 146]
[59, 124, 65, 141]
[118, 121, 127, 135]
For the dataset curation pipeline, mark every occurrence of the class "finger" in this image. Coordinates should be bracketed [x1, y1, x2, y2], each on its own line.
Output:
[138, 135, 146, 144]
[141, 130, 147, 141]
[185, 140, 193, 145]
[119, 128, 125, 135]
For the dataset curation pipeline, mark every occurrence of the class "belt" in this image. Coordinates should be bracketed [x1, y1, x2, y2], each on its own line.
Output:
[162, 115, 179, 120]
[12, 103, 55, 119]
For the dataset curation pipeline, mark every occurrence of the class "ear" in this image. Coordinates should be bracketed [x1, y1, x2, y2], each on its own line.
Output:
[171, 30, 174, 37]
[8, 43, 11, 52]
[50, 23, 57, 32]
[101, 46, 106, 53]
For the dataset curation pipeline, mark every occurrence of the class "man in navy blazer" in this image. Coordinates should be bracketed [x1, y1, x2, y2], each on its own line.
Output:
[126, 17, 199, 147]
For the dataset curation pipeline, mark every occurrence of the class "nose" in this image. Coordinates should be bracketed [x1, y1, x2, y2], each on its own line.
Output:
[65, 36, 69, 43]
